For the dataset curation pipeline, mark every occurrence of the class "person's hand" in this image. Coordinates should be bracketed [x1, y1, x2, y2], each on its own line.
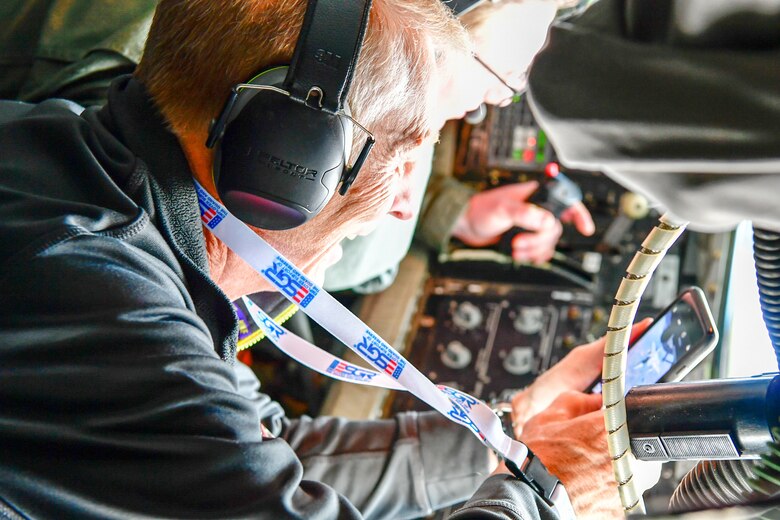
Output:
[452, 182, 595, 264]
[521, 391, 622, 520]
[560, 201, 596, 238]
[511, 318, 652, 437]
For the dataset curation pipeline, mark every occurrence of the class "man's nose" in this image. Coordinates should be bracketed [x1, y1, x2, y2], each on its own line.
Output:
[388, 162, 416, 221]
[389, 191, 413, 221]
[388, 181, 414, 220]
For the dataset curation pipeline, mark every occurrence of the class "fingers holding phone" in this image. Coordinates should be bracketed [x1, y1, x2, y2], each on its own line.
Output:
[589, 287, 718, 395]
[510, 318, 652, 436]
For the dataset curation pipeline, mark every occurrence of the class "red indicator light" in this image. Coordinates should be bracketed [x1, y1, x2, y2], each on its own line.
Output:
[523, 149, 535, 163]
[545, 162, 560, 178]
[527, 136, 537, 147]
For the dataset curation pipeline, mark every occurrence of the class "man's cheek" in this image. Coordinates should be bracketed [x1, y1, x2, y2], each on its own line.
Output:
[306, 244, 343, 285]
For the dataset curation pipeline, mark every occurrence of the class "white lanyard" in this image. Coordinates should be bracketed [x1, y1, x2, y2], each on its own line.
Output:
[195, 180, 575, 517]
[240, 296, 405, 390]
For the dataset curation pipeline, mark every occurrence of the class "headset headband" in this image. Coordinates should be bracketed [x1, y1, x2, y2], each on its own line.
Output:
[207, 0, 372, 147]
[285, 0, 372, 114]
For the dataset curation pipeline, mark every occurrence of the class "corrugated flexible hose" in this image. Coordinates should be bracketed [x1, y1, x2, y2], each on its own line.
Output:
[602, 213, 688, 514]
[669, 227, 780, 512]
[669, 459, 762, 511]
[753, 227, 780, 368]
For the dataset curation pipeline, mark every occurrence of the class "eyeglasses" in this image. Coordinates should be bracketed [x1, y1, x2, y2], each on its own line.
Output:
[472, 54, 526, 106]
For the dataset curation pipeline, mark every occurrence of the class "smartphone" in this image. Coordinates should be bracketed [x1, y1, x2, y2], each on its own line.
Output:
[590, 286, 718, 394]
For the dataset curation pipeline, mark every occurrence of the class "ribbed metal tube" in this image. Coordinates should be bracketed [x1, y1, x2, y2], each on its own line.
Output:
[670, 459, 761, 511]
[752, 227, 780, 368]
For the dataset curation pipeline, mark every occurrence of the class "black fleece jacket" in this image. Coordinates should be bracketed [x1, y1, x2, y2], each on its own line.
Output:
[0, 76, 555, 519]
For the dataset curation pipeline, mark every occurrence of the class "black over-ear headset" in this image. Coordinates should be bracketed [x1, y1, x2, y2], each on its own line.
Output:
[206, 0, 375, 230]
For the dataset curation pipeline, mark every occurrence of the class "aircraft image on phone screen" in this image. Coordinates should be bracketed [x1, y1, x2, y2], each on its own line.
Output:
[591, 288, 713, 394]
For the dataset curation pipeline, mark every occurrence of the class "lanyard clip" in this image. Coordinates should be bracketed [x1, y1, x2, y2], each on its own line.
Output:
[505, 450, 561, 507]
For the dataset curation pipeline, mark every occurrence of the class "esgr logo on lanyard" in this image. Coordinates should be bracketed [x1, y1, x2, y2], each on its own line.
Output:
[263, 257, 320, 307]
[326, 360, 378, 382]
[439, 386, 485, 439]
[354, 330, 406, 379]
[196, 183, 228, 229]
[255, 309, 286, 341]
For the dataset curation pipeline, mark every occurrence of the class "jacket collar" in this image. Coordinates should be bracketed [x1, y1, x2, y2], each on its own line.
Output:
[98, 75, 210, 273]
[94, 75, 244, 361]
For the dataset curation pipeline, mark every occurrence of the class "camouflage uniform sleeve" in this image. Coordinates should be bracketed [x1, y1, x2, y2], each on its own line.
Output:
[415, 121, 477, 253]
[1, 0, 155, 106]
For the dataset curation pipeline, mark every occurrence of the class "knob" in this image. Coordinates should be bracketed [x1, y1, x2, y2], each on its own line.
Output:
[452, 301, 483, 330]
[620, 191, 650, 220]
[441, 341, 472, 370]
[514, 307, 545, 335]
[503, 346, 535, 376]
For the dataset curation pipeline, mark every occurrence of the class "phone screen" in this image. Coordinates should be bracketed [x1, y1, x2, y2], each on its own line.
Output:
[591, 294, 708, 394]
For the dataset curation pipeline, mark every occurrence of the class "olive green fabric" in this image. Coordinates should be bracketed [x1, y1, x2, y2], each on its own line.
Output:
[0, 0, 155, 105]
[415, 161, 476, 254]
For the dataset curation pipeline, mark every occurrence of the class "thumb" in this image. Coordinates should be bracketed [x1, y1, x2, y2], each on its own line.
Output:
[492, 182, 558, 232]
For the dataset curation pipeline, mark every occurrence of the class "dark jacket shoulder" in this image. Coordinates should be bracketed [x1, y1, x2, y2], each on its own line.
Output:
[0, 98, 140, 271]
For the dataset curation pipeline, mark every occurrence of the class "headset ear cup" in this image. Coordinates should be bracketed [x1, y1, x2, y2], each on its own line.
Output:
[207, 0, 374, 228]
[218, 94, 347, 230]
[210, 67, 349, 230]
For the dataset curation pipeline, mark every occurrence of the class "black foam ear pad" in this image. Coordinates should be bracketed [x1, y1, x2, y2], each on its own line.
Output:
[213, 70, 351, 230]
